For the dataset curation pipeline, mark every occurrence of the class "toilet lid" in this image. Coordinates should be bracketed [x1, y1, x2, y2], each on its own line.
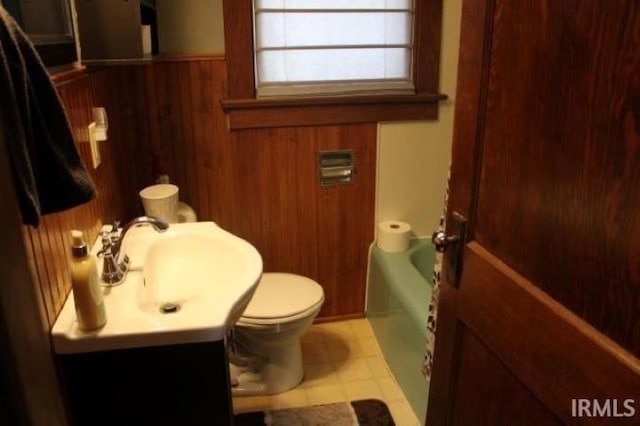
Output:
[241, 273, 324, 320]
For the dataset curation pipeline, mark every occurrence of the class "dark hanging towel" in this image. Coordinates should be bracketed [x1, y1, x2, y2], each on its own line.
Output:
[0, 6, 95, 226]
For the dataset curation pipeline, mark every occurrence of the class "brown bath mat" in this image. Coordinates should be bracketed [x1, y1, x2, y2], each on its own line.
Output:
[234, 398, 395, 426]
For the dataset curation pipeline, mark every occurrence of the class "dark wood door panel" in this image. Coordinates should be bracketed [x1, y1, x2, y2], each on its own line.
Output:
[474, 0, 640, 356]
[458, 243, 640, 424]
[429, 0, 640, 424]
[451, 327, 562, 426]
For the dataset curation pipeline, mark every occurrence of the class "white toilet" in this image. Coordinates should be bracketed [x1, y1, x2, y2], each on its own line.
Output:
[229, 273, 325, 396]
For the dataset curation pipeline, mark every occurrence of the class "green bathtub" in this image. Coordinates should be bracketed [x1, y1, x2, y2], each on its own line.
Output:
[367, 238, 435, 424]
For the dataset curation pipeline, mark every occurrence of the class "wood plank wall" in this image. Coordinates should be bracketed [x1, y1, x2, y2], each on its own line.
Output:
[24, 58, 376, 327]
[21, 68, 146, 327]
[143, 58, 376, 318]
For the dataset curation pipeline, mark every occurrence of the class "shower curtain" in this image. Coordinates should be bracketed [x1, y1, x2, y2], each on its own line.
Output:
[422, 171, 450, 380]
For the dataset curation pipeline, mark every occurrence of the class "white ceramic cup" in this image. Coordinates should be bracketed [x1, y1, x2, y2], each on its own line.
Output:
[139, 184, 179, 223]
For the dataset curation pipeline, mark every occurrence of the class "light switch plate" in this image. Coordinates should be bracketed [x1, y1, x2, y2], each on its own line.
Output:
[88, 122, 101, 169]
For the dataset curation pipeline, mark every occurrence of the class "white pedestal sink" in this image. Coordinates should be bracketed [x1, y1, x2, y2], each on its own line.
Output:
[52, 221, 263, 354]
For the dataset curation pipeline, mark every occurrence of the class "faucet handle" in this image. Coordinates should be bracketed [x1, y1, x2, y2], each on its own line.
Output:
[99, 229, 111, 245]
[110, 220, 121, 234]
[97, 230, 112, 258]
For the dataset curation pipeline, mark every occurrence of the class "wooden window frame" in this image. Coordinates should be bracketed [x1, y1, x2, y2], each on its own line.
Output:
[221, 0, 447, 129]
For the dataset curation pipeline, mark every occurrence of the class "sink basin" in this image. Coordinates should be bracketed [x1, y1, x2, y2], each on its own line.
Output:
[52, 222, 263, 354]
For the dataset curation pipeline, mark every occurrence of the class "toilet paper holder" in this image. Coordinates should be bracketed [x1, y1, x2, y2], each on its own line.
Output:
[318, 150, 353, 185]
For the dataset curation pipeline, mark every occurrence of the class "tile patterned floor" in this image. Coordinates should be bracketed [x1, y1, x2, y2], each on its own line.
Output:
[232, 319, 421, 426]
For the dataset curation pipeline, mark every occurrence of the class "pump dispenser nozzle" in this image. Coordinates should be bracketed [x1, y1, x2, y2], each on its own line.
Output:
[71, 230, 88, 257]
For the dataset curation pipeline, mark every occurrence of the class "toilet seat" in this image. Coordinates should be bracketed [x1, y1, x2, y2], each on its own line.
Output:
[237, 273, 324, 326]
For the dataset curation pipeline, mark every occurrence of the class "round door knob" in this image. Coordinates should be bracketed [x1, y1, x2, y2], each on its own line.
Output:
[431, 230, 460, 253]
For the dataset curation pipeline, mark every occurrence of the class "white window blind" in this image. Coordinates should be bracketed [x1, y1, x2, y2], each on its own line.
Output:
[253, 0, 415, 98]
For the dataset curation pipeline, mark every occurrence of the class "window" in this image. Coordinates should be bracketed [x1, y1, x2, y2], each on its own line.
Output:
[253, 0, 415, 98]
[222, 0, 445, 129]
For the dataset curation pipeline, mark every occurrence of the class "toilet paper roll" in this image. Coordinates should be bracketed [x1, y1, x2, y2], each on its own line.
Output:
[141, 25, 152, 56]
[377, 221, 412, 253]
[139, 184, 179, 223]
[177, 202, 197, 223]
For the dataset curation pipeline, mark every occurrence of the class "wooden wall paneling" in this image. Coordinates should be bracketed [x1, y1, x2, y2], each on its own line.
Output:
[189, 63, 214, 216]
[315, 124, 377, 317]
[149, 63, 176, 187]
[176, 62, 197, 210]
[211, 60, 236, 227]
[188, 60, 215, 222]
[123, 65, 154, 215]
[128, 65, 155, 208]
[193, 59, 233, 225]
[91, 67, 127, 219]
[21, 227, 52, 325]
[166, 63, 190, 204]
[227, 125, 376, 318]
[19, 68, 144, 329]
[24, 226, 56, 325]
[88, 66, 146, 221]
[144, 58, 234, 226]
[226, 130, 260, 244]
[38, 217, 63, 318]
[143, 59, 377, 318]
[142, 63, 166, 189]
[232, 127, 321, 279]
[45, 215, 68, 311]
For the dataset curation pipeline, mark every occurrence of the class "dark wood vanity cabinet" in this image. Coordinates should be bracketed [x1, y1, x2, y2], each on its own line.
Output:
[58, 340, 233, 425]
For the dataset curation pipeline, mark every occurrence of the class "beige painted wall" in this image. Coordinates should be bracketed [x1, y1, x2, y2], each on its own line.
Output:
[156, 0, 225, 55]
[376, 0, 462, 238]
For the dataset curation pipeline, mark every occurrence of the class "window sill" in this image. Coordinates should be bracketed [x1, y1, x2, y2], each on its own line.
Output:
[221, 93, 447, 129]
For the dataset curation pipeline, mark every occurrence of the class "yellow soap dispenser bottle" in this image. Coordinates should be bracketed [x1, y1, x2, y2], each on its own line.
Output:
[70, 230, 107, 331]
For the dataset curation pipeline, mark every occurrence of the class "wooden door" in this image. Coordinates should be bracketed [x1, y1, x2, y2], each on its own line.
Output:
[427, 0, 640, 425]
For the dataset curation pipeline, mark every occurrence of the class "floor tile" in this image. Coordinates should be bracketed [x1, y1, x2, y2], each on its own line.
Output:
[315, 321, 356, 340]
[232, 319, 420, 425]
[304, 384, 347, 405]
[349, 319, 375, 338]
[327, 336, 365, 362]
[365, 355, 391, 378]
[232, 395, 271, 413]
[301, 362, 340, 388]
[267, 387, 308, 410]
[387, 400, 421, 426]
[335, 357, 374, 382]
[357, 336, 382, 357]
[301, 341, 332, 364]
[341, 378, 384, 401]
[376, 377, 406, 402]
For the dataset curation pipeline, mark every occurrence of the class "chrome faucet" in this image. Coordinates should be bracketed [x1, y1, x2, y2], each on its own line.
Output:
[99, 216, 169, 285]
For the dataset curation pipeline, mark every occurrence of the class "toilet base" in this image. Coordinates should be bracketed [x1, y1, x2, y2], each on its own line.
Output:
[230, 341, 304, 396]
